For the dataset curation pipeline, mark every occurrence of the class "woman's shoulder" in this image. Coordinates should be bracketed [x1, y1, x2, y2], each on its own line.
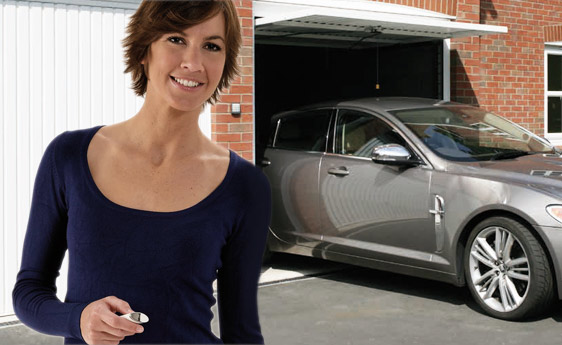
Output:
[44, 125, 103, 171]
[230, 150, 268, 183]
[228, 150, 271, 202]
[49, 125, 102, 152]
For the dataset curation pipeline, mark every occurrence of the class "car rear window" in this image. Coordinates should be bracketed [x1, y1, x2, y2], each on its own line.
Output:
[273, 109, 332, 152]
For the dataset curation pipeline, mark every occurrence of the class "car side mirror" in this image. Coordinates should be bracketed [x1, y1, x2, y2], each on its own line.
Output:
[371, 144, 421, 166]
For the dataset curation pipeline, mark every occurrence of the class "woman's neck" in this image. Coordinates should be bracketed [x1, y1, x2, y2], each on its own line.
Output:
[122, 103, 208, 166]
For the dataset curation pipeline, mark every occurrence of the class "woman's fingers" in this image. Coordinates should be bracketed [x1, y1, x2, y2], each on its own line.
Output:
[80, 296, 143, 344]
[103, 296, 135, 315]
[100, 310, 144, 337]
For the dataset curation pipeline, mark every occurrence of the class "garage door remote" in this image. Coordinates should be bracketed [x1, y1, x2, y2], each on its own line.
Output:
[120, 312, 149, 324]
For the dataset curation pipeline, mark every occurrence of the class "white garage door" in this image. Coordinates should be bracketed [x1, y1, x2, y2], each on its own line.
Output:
[0, 0, 144, 320]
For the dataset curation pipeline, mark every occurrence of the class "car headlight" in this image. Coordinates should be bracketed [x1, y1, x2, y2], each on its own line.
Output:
[546, 205, 562, 224]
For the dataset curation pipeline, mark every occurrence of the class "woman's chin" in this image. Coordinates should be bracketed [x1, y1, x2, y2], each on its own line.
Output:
[162, 96, 205, 113]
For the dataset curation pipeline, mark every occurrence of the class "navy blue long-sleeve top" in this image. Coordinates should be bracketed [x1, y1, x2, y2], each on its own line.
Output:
[12, 125, 271, 344]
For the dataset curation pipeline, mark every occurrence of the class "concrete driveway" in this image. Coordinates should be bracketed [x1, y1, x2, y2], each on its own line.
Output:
[2, 253, 561, 344]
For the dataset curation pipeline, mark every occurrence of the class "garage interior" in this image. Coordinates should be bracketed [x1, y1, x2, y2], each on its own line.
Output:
[255, 40, 442, 142]
[254, 24, 443, 155]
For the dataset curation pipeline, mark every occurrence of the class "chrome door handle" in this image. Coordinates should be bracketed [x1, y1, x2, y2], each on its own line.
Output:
[429, 195, 445, 215]
[259, 158, 271, 167]
[328, 167, 350, 176]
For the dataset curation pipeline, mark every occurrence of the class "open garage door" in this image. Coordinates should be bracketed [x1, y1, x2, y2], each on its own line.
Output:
[253, 0, 507, 155]
[255, 4, 507, 47]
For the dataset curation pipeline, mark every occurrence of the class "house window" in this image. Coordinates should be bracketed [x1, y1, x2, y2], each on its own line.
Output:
[546, 46, 562, 144]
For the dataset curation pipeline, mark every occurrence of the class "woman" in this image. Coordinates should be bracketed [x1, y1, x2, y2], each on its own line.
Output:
[12, 1, 271, 344]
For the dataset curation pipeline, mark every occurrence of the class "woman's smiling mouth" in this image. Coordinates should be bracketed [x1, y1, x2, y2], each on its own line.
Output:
[171, 76, 204, 89]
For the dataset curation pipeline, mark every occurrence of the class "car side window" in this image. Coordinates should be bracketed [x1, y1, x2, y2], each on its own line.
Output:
[274, 109, 331, 152]
[336, 109, 408, 157]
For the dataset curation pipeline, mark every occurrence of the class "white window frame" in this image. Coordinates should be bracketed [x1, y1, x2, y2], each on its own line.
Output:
[544, 45, 562, 145]
[443, 39, 451, 101]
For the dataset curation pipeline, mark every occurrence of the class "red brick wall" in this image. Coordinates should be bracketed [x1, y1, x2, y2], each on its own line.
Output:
[376, 0, 458, 16]
[452, 0, 562, 134]
[211, 0, 254, 161]
[544, 24, 562, 42]
[449, 0, 481, 107]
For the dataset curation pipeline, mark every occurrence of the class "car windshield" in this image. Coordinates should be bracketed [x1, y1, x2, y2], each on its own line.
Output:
[390, 106, 556, 162]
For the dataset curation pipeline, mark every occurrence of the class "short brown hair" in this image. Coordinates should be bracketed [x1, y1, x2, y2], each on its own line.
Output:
[123, 0, 241, 104]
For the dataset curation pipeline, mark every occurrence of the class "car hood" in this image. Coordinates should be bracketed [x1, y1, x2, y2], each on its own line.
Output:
[447, 153, 562, 196]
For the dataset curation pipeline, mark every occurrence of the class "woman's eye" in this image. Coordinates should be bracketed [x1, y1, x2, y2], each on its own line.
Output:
[204, 43, 222, 52]
[168, 36, 184, 44]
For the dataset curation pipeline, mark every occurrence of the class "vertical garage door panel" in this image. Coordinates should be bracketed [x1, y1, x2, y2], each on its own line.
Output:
[42, 4, 55, 147]
[91, 8, 103, 126]
[113, 9, 126, 124]
[2, 1, 17, 317]
[30, 3, 43, 208]
[55, 4, 68, 134]
[16, 3, 31, 283]
[0, 2, 3, 316]
[0, 0, 5, 318]
[78, 6, 91, 127]
[67, 5, 80, 130]
[102, 9, 114, 125]
[1, 1, 141, 318]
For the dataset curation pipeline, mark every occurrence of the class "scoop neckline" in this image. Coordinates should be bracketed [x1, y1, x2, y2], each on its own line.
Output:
[81, 125, 237, 217]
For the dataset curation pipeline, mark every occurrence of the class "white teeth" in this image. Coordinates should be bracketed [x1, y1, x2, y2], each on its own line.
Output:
[173, 77, 200, 87]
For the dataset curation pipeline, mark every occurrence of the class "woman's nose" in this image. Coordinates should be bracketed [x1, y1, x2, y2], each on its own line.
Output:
[180, 46, 204, 72]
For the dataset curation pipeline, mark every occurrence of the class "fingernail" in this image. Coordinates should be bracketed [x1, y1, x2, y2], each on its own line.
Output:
[137, 326, 144, 333]
[128, 309, 134, 313]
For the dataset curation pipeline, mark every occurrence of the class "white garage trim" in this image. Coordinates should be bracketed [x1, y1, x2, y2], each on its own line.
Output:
[255, 5, 507, 43]
[255, 0, 456, 20]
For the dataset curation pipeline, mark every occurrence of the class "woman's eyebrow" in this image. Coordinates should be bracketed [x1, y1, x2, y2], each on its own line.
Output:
[206, 35, 225, 42]
[174, 32, 225, 42]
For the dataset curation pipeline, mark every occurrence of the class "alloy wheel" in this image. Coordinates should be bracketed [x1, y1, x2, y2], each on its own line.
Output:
[468, 226, 530, 313]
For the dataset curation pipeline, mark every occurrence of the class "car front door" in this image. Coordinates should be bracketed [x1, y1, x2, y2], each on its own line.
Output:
[318, 108, 437, 268]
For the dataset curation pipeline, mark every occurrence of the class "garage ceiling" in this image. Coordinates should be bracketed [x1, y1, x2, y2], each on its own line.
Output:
[255, 6, 508, 49]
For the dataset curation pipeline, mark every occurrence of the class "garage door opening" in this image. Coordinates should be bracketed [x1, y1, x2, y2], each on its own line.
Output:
[255, 41, 443, 153]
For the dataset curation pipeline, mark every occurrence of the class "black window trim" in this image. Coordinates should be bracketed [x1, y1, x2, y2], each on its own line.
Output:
[272, 118, 281, 148]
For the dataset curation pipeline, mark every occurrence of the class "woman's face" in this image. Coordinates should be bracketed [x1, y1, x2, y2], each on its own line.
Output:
[142, 13, 226, 113]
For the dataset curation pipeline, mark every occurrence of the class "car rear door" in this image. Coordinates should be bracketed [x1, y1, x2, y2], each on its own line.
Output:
[261, 108, 333, 247]
[318, 108, 437, 268]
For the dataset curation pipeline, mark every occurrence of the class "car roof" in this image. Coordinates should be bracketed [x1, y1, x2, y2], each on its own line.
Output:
[337, 97, 459, 111]
[270, 97, 463, 121]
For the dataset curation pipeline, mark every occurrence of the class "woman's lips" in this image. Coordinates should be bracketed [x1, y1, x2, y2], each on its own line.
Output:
[170, 76, 204, 90]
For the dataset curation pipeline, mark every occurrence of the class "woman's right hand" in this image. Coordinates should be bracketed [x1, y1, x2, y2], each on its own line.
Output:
[80, 296, 144, 345]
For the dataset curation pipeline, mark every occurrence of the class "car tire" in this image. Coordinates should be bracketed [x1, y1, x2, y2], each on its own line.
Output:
[464, 216, 554, 320]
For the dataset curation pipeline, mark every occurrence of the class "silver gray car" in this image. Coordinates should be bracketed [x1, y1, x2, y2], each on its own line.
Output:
[260, 97, 562, 320]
